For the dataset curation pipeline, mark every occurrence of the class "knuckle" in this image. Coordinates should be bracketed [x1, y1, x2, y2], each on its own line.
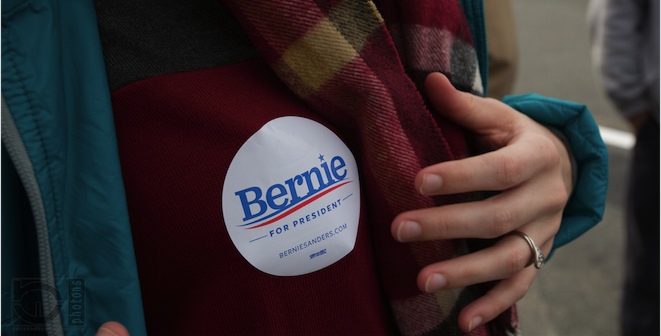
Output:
[483, 97, 501, 105]
[488, 207, 516, 237]
[546, 182, 569, 212]
[429, 217, 451, 238]
[453, 166, 472, 186]
[539, 135, 561, 167]
[489, 296, 512, 316]
[506, 248, 530, 275]
[463, 92, 478, 113]
[547, 147, 562, 169]
[495, 155, 523, 187]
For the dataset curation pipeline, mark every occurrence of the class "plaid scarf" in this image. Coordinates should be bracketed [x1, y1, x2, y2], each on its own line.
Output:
[224, 1, 518, 335]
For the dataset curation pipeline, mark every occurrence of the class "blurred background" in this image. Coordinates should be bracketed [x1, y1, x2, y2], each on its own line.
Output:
[509, 0, 633, 335]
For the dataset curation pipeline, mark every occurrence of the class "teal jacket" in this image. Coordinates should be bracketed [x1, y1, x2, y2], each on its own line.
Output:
[1, 0, 608, 335]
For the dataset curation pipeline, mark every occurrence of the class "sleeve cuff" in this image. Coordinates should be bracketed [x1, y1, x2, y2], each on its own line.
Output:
[502, 94, 609, 260]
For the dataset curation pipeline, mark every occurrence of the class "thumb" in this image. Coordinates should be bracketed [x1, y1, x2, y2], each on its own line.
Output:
[95, 321, 130, 336]
[424, 72, 517, 132]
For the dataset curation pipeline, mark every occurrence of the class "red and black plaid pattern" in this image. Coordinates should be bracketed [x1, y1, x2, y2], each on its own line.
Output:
[223, 1, 515, 335]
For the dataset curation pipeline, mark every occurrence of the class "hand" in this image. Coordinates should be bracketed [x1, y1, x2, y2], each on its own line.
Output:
[95, 321, 129, 336]
[391, 73, 572, 332]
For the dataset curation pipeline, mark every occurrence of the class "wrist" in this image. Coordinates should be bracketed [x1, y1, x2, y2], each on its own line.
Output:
[545, 126, 576, 196]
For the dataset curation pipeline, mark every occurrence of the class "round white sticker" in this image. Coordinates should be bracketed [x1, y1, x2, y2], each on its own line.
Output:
[222, 117, 360, 276]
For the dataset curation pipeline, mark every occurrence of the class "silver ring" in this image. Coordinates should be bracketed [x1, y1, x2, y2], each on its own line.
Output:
[509, 231, 545, 269]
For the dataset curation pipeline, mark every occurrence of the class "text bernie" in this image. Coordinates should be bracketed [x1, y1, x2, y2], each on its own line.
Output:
[234, 156, 348, 223]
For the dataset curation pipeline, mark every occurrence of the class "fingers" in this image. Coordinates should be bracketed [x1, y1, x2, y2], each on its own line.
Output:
[393, 173, 567, 242]
[417, 229, 554, 333]
[458, 262, 537, 333]
[456, 239, 554, 333]
[421, 73, 568, 198]
[416, 222, 556, 293]
[424, 72, 520, 136]
[416, 131, 560, 196]
[418, 233, 535, 293]
[412, 72, 572, 333]
[96, 322, 129, 336]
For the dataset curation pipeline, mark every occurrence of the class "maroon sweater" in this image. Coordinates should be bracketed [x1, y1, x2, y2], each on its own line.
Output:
[97, 0, 480, 333]
[111, 56, 398, 333]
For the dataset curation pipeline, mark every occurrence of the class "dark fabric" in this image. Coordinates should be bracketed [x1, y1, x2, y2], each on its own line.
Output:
[1, 145, 47, 336]
[223, 1, 510, 335]
[94, 0, 511, 334]
[94, 0, 260, 92]
[110, 60, 398, 335]
[621, 118, 660, 336]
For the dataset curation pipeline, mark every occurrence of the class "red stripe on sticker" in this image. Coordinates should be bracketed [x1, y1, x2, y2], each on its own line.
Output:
[247, 180, 353, 229]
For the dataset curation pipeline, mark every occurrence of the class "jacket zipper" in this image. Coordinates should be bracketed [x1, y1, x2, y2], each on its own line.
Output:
[2, 97, 65, 336]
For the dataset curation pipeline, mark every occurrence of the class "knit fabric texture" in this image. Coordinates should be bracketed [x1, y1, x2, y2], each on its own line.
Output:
[223, 1, 516, 335]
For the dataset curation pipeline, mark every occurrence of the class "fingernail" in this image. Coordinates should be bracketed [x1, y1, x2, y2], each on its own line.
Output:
[420, 174, 442, 195]
[397, 221, 421, 242]
[468, 316, 482, 332]
[424, 273, 447, 293]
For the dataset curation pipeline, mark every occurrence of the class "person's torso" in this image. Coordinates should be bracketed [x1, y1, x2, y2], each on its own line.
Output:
[96, 0, 398, 333]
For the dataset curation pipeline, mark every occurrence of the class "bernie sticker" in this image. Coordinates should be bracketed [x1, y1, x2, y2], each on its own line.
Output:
[222, 117, 360, 276]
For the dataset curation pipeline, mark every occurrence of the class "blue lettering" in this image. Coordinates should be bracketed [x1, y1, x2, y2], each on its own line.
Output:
[320, 162, 336, 184]
[301, 167, 328, 196]
[284, 175, 305, 204]
[331, 156, 347, 180]
[237, 156, 351, 225]
[266, 184, 289, 210]
[235, 187, 267, 221]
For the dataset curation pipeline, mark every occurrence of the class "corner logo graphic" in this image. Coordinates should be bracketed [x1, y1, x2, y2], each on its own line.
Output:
[222, 117, 360, 276]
